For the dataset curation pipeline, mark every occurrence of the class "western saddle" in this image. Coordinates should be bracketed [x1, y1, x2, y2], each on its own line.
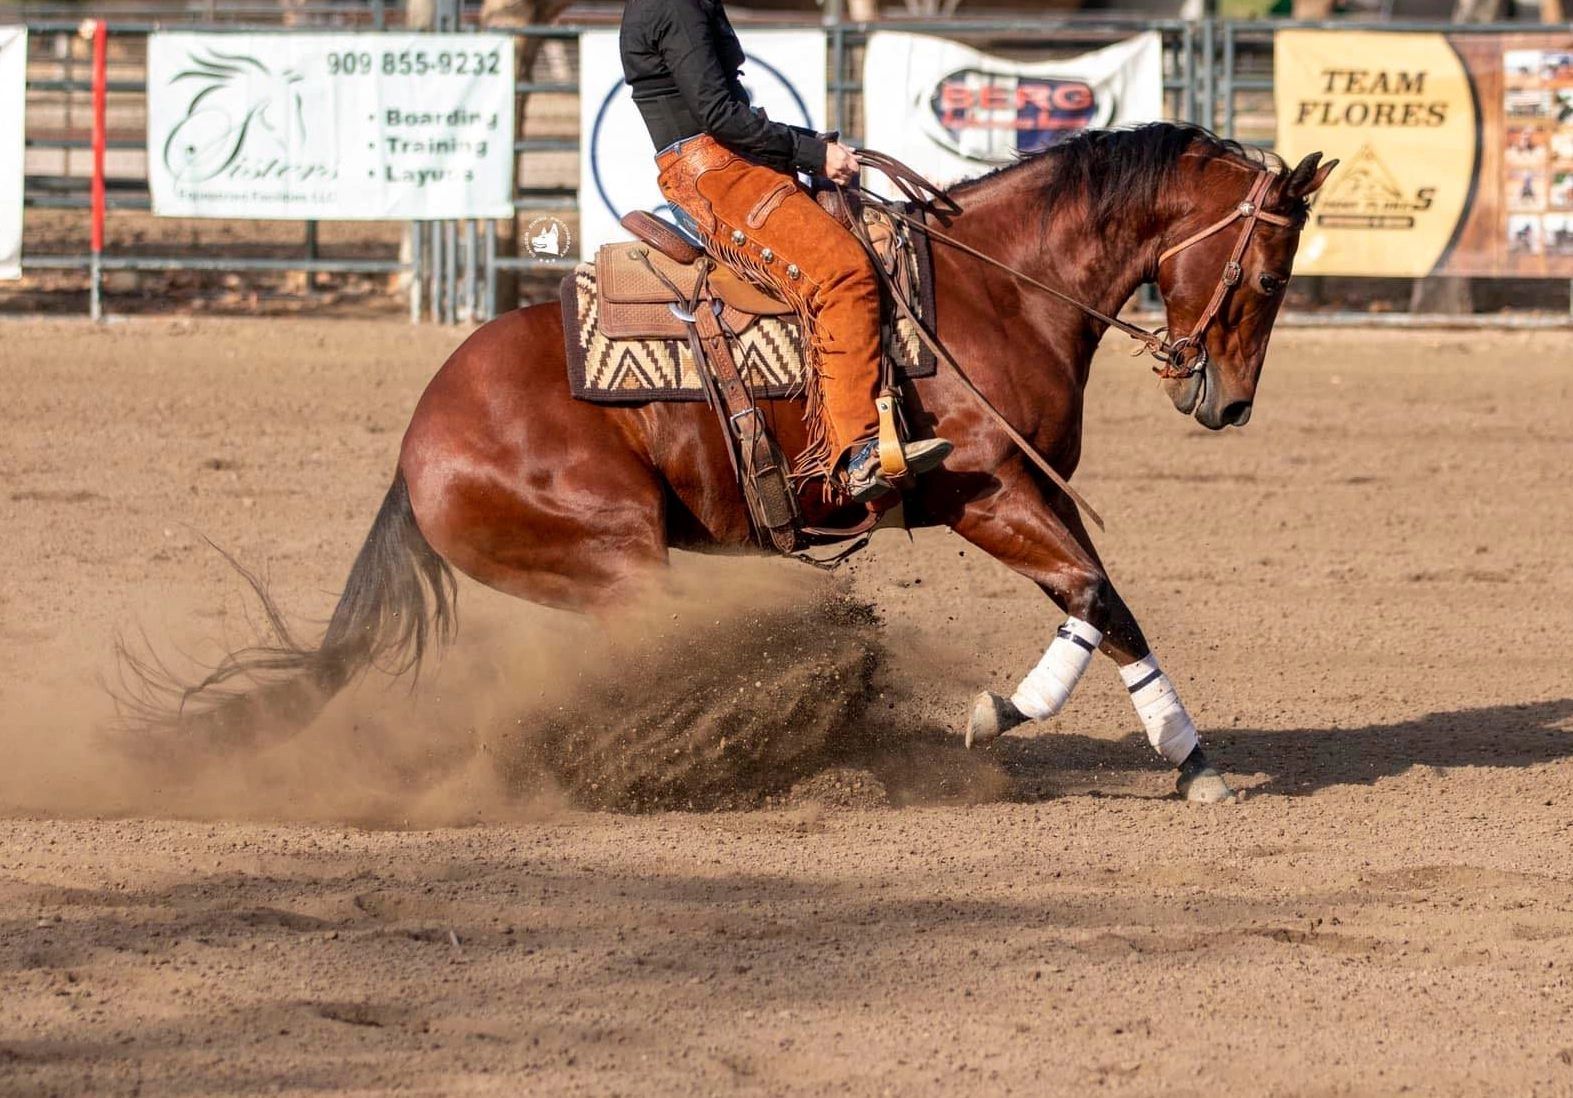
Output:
[598, 195, 927, 555]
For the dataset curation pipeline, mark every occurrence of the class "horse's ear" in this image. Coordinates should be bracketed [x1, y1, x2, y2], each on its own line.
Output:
[1285, 152, 1338, 199]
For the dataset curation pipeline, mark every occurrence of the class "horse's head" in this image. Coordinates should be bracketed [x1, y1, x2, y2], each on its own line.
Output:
[1152, 151, 1335, 430]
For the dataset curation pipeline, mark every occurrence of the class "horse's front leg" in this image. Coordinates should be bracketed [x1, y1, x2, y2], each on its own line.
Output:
[950, 484, 1234, 803]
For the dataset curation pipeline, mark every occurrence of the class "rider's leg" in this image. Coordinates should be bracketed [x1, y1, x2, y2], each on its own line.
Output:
[656, 143, 947, 485]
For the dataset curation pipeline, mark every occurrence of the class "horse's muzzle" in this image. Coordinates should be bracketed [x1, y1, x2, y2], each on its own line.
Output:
[1192, 361, 1255, 430]
[1162, 367, 1206, 416]
[1174, 360, 1253, 430]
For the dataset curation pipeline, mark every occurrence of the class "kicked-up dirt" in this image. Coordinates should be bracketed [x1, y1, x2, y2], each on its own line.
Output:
[1, 317, 1571, 1095]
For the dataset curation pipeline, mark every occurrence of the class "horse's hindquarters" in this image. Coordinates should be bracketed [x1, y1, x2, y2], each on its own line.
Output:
[397, 306, 671, 612]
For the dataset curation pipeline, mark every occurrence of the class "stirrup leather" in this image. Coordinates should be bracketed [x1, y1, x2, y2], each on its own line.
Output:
[874, 389, 919, 492]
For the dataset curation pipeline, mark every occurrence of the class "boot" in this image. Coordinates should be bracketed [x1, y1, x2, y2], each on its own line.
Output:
[845, 437, 952, 503]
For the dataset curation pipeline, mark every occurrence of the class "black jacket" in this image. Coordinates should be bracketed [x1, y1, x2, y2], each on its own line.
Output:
[620, 0, 828, 176]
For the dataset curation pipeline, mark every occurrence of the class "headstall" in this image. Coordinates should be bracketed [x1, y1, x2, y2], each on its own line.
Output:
[1147, 168, 1302, 380]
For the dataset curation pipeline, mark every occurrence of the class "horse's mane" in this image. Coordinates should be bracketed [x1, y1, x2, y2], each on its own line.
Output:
[953, 122, 1298, 225]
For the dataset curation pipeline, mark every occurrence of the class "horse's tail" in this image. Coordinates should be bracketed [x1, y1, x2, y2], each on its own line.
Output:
[116, 470, 457, 745]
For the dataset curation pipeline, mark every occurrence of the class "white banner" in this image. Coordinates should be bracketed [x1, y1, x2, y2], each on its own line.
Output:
[578, 29, 826, 255]
[862, 32, 1164, 194]
[146, 33, 515, 219]
[0, 27, 24, 281]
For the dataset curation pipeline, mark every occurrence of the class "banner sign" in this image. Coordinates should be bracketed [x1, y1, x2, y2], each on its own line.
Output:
[146, 33, 515, 219]
[0, 27, 24, 280]
[861, 32, 1163, 195]
[1276, 29, 1573, 277]
[578, 29, 826, 255]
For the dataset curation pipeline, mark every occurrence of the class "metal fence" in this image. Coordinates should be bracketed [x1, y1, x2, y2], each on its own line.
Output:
[9, 13, 1573, 322]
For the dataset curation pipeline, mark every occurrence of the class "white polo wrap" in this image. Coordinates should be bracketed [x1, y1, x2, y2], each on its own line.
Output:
[1010, 617, 1103, 720]
[1120, 654, 1199, 765]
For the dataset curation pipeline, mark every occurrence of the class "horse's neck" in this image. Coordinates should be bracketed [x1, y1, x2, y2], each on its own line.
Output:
[941, 165, 1160, 345]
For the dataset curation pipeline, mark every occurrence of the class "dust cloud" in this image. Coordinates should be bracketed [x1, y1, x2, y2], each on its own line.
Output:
[0, 554, 1001, 826]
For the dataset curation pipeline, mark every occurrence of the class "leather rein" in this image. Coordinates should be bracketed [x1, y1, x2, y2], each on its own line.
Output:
[853, 148, 1297, 380]
[834, 151, 1299, 531]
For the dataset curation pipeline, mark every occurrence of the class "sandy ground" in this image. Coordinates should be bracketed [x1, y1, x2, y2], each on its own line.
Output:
[2, 318, 1572, 1096]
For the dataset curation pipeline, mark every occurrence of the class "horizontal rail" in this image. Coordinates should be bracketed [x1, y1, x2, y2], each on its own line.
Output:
[13, 13, 1573, 326]
[1274, 311, 1573, 331]
[25, 193, 153, 210]
[514, 137, 578, 153]
[491, 255, 578, 272]
[28, 79, 146, 93]
[1226, 17, 1573, 32]
[24, 254, 407, 273]
[27, 138, 145, 151]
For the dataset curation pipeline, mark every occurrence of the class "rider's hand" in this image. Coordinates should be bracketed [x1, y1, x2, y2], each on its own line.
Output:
[825, 142, 861, 186]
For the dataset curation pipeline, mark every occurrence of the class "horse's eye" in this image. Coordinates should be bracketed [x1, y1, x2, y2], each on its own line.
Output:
[1257, 273, 1284, 295]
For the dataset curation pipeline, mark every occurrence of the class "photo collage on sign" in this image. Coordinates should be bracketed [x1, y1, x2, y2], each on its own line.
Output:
[1503, 48, 1573, 258]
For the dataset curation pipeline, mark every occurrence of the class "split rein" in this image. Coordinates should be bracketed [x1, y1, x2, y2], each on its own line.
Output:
[851, 149, 1298, 381]
[834, 151, 1299, 531]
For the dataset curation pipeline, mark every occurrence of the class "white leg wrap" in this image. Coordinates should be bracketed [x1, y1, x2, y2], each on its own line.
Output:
[1009, 617, 1103, 720]
[1120, 654, 1200, 765]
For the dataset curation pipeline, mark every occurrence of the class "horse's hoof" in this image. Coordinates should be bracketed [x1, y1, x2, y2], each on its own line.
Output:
[966, 691, 1026, 749]
[1177, 766, 1237, 804]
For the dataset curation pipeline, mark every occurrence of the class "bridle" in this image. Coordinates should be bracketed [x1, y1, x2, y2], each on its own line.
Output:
[1149, 168, 1301, 380]
[830, 153, 1302, 531]
[855, 155, 1301, 382]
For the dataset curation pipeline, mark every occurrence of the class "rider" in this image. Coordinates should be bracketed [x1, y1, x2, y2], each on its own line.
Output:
[620, 0, 951, 502]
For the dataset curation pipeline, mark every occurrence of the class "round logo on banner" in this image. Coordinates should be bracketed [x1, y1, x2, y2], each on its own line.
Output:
[525, 216, 572, 258]
[589, 54, 814, 229]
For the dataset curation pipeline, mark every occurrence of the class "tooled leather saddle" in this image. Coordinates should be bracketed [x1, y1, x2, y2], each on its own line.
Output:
[580, 194, 935, 554]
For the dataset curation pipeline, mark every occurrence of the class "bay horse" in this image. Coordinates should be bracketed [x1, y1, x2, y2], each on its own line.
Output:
[137, 123, 1333, 803]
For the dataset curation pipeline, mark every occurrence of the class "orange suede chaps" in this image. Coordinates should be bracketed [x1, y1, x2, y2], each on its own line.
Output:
[656, 134, 881, 476]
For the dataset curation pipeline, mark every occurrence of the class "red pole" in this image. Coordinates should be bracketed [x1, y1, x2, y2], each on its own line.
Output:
[89, 19, 107, 321]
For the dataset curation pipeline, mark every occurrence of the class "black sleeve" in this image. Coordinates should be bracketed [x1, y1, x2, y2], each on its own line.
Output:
[656, 0, 827, 176]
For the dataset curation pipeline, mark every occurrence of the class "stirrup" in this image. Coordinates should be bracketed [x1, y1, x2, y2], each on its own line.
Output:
[846, 437, 952, 502]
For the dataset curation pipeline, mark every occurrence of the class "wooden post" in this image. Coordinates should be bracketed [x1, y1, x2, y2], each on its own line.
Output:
[480, 0, 570, 317]
[87, 19, 107, 323]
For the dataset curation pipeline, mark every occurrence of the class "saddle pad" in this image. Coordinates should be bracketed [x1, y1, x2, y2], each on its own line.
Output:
[564, 218, 938, 404]
[563, 266, 811, 402]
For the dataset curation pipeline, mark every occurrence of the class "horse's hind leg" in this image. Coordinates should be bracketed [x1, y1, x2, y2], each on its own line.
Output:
[409, 467, 670, 616]
[398, 308, 673, 616]
[950, 481, 1233, 803]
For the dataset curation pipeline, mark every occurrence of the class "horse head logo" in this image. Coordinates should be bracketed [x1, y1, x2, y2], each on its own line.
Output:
[162, 48, 307, 182]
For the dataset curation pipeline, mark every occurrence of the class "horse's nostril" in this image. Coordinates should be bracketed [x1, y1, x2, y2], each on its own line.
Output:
[1223, 400, 1253, 426]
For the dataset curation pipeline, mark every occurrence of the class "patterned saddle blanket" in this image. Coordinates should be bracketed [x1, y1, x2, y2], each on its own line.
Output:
[563, 207, 937, 404]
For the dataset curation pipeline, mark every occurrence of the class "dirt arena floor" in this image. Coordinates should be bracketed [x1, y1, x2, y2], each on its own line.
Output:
[2, 317, 1571, 1096]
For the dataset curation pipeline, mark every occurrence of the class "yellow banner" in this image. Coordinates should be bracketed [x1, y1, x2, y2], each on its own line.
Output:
[1275, 30, 1478, 277]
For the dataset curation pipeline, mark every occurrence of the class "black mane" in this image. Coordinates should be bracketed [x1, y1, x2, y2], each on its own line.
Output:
[955, 122, 1290, 224]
